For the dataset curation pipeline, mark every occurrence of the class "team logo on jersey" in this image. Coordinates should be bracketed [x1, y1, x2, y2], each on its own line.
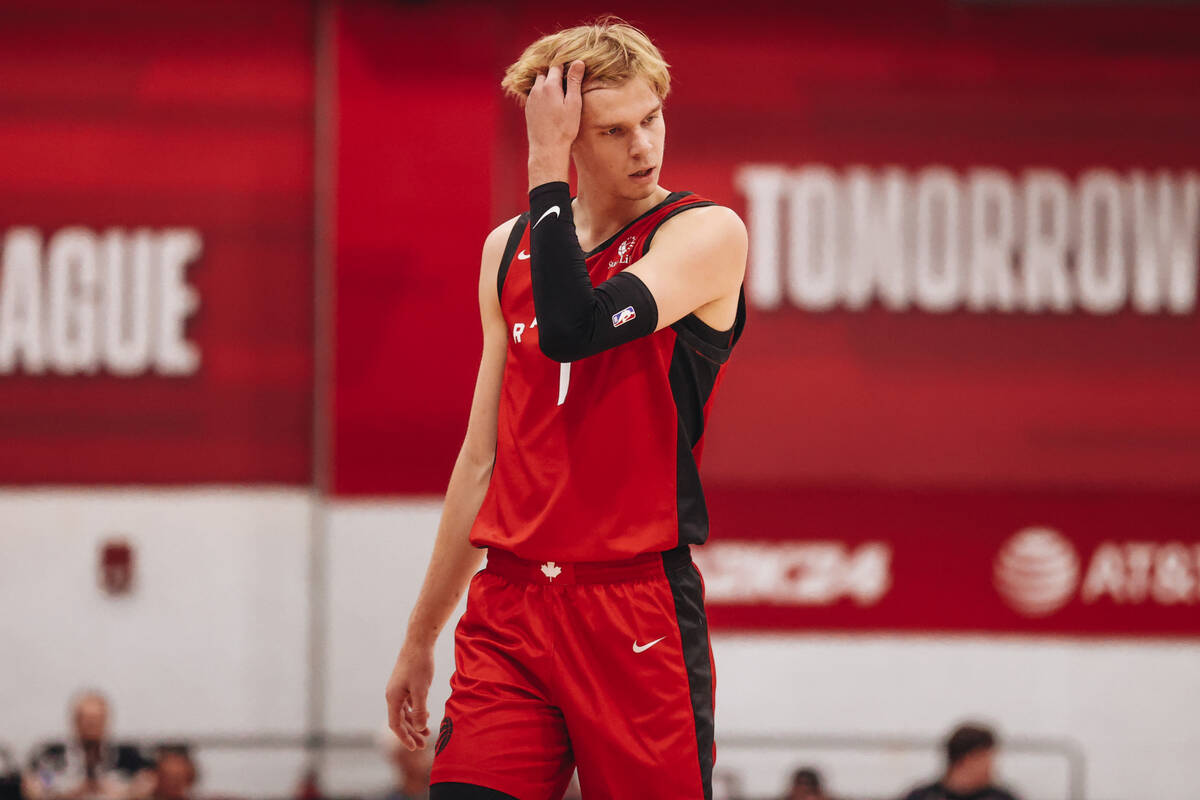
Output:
[435, 717, 453, 755]
[612, 306, 637, 327]
[608, 234, 639, 269]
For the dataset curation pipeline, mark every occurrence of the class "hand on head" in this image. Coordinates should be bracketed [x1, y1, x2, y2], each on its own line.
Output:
[525, 60, 586, 186]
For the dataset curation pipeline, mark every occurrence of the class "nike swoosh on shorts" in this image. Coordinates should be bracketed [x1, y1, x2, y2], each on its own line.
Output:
[632, 636, 666, 654]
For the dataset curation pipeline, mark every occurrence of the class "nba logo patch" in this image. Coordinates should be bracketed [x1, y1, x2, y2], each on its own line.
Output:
[612, 306, 637, 327]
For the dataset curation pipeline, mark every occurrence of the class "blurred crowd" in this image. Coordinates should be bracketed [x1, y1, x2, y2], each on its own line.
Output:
[4, 692, 199, 800]
[3, 692, 1020, 800]
[763, 723, 1023, 800]
[1, 690, 435, 800]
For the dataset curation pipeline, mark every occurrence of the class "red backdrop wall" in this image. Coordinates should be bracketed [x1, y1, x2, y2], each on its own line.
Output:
[0, 0, 314, 483]
[1, 0, 1197, 633]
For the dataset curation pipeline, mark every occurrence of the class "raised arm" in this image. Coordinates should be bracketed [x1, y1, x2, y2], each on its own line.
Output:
[528, 182, 745, 362]
[524, 61, 746, 363]
[384, 217, 514, 750]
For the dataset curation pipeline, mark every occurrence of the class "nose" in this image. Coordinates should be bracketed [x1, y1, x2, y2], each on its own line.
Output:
[630, 126, 652, 159]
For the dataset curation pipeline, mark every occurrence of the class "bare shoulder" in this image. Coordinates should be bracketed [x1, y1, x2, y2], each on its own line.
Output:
[477, 214, 524, 305]
[660, 203, 745, 240]
[481, 214, 524, 268]
[653, 204, 747, 261]
[650, 203, 747, 287]
[476, 214, 524, 333]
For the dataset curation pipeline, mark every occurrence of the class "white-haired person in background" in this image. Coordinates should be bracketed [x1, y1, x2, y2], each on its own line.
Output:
[23, 690, 153, 800]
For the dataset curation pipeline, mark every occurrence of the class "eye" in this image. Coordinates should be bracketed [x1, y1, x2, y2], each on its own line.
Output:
[604, 127, 621, 136]
[643, 114, 659, 125]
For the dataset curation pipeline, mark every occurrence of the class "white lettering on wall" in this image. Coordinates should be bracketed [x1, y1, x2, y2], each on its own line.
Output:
[735, 165, 1199, 314]
[1080, 541, 1200, 605]
[695, 541, 892, 606]
[0, 227, 203, 376]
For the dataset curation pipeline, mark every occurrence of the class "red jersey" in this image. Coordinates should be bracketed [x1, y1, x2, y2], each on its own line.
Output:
[470, 191, 747, 562]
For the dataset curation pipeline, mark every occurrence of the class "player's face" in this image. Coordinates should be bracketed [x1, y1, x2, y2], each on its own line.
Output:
[572, 76, 665, 201]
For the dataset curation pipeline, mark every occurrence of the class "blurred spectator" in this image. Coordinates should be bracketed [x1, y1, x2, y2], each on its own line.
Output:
[785, 767, 828, 800]
[1, 745, 21, 800]
[23, 690, 152, 800]
[899, 723, 1022, 800]
[373, 730, 431, 800]
[148, 747, 196, 800]
[712, 767, 745, 800]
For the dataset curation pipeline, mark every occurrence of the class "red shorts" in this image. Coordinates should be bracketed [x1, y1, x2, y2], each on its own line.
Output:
[430, 546, 715, 800]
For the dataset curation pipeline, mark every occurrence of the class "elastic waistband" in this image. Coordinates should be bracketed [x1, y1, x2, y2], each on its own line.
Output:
[484, 546, 691, 585]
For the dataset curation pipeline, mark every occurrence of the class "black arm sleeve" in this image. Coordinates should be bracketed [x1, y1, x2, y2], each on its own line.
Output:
[528, 181, 659, 363]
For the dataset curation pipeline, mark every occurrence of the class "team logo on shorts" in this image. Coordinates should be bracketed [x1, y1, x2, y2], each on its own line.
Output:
[612, 306, 637, 327]
[435, 717, 453, 755]
[608, 234, 638, 269]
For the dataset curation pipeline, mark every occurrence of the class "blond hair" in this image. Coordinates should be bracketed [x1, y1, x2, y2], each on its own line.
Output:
[501, 17, 670, 103]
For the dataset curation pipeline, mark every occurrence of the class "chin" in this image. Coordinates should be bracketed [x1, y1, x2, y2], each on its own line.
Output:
[623, 183, 659, 201]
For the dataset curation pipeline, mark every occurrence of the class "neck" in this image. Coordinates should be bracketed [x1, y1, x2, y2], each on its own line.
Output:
[571, 177, 670, 252]
[943, 769, 985, 794]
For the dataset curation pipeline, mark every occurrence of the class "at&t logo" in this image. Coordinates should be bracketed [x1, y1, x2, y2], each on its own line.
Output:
[993, 527, 1080, 617]
[994, 527, 1200, 617]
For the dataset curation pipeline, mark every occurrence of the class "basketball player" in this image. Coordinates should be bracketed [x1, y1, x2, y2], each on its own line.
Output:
[385, 19, 747, 800]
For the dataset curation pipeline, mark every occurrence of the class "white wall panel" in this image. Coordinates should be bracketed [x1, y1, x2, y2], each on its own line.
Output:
[0, 487, 312, 795]
[323, 499, 463, 734]
[711, 634, 1200, 800]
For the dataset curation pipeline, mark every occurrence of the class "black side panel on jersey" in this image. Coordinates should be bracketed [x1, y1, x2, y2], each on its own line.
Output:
[668, 286, 747, 547]
[669, 335, 722, 547]
[666, 561, 715, 800]
[496, 213, 528, 303]
[656, 197, 747, 548]
[673, 287, 748, 365]
[431, 783, 519, 800]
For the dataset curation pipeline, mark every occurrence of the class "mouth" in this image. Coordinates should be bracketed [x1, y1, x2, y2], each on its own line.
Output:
[629, 166, 656, 179]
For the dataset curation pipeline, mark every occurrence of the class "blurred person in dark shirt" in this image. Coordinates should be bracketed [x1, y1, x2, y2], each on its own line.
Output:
[899, 723, 1021, 800]
[23, 690, 152, 800]
[147, 747, 196, 800]
[785, 767, 829, 800]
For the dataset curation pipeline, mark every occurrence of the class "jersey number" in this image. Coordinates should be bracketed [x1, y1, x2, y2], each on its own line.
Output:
[557, 362, 571, 406]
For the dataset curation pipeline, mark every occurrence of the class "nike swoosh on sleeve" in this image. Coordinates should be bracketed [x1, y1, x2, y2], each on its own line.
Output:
[534, 206, 561, 228]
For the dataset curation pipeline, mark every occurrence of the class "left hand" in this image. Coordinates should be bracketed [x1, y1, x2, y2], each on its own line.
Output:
[525, 60, 585, 186]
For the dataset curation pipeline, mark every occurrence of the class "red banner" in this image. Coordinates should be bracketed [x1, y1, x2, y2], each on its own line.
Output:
[700, 487, 1200, 636]
[0, 1, 314, 483]
[332, 1, 1200, 494]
